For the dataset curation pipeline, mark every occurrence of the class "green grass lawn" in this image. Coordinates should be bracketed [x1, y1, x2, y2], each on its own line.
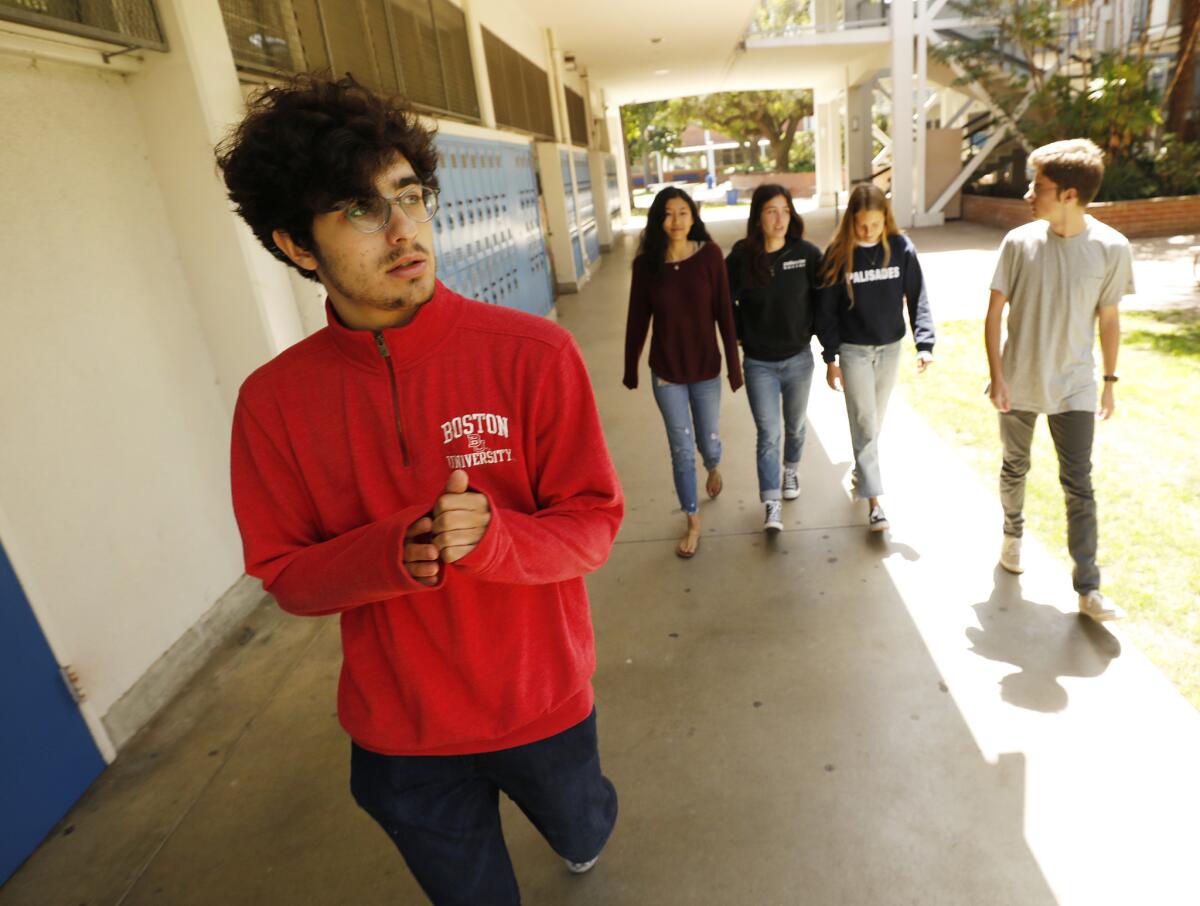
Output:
[897, 311, 1200, 709]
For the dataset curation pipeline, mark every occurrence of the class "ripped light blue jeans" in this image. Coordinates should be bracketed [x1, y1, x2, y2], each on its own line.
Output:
[650, 373, 722, 514]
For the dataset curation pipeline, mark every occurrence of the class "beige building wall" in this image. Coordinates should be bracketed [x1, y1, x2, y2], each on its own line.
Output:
[0, 55, 246, 748]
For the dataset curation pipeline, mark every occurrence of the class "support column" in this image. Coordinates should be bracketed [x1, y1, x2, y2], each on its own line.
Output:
[461, 0, 496, 129]
[127, 0, 304, 414]
[544, 28, 572, 146]
[607, 105, 633, 222]
[889, 0, 915, 227]
[544, 28, 566, 144]
[846, 81, 875, 184]
[815, 93, 842, 208]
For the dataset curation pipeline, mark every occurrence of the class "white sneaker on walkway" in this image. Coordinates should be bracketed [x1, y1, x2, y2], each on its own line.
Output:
[764, 500, 784, 532]
[1079, 590, 1125, 622]
[999, 535, 1024, 574]
[782, 468, 800, 500]
[868, 504, 888, 532]
[565, 855, 600, 874]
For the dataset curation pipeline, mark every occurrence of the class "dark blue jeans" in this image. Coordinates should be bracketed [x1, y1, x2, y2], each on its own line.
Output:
[350, 710, 617, 906]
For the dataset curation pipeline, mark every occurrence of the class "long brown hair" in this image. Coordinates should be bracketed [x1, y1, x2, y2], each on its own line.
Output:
[736, 184, 805, 288]
[820, 183, 901, 302]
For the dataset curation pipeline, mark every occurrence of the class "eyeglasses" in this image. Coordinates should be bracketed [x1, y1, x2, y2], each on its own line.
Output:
[341, 185, 440, 233]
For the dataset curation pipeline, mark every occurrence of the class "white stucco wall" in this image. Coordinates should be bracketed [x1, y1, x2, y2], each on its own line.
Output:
[0, 55, 245, 726]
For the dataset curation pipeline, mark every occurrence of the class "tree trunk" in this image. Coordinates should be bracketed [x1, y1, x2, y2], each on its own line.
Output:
[773, 118, 801, 171]
[1166, 0, 1199, 141]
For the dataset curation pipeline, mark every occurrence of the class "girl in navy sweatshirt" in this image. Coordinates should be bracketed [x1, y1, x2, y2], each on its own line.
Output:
[817, 183, 935, 532]
[727, 184, 826, 534]
[625, 187, 743, 558]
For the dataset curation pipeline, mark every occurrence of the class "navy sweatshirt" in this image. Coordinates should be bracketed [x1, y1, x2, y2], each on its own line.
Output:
[726, 238, 825, 362]
[816, 233, 935, 363]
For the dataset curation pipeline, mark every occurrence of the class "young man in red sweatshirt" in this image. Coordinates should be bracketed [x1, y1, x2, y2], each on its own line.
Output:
[216, 75, 623, 905]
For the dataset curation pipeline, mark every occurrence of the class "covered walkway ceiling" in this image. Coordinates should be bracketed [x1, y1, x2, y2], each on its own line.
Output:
[506, 0, 895, 106]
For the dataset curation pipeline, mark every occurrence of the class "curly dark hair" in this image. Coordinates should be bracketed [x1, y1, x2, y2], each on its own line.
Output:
[734, 184, 805, 288]
[634, 187, 712, 279]
[215, 74, 439, 280]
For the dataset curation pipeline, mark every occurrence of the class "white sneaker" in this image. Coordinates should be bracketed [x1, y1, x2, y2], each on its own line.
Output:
[868, 504, 889, 532]
[999, 535, 1024, 574]
[1079, 590, 1125, 622]
[565, 855, 600, 874]
[764, 500, 784, 532]
[782, 467, 800, 500]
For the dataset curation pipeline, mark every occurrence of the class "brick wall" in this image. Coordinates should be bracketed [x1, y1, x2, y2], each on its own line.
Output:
[730, 171, 817, 198]
[962, 193, 1200, 238]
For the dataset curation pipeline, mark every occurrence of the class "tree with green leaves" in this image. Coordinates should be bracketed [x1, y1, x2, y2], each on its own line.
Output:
[620, 101, 678, 189]
[749, 0, 813, 35]
[931, 0, 1193, 197]
[665, 89, 814, 172]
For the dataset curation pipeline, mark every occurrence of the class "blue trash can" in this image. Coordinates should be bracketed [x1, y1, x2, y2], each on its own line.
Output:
[725, 188, 739, 205]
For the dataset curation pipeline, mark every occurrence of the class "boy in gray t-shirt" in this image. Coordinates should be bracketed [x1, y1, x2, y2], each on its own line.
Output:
[984, 139, 1134, 622]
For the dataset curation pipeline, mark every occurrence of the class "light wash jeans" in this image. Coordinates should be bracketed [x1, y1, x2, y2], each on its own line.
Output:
[839, 341, 901, 500]
[743, 349, 815, 502]
[999, 409, 1100, 593]
[650, 373, 722, 514]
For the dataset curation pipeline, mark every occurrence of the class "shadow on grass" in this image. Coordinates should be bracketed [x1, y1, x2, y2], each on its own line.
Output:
[1124, 309, 1200, 358]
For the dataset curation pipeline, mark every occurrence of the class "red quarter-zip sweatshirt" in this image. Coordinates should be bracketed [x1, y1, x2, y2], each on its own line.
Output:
[231, 282, 624, 756]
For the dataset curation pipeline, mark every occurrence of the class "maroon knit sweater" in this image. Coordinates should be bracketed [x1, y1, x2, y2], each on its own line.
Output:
[623, 241, 743, 391]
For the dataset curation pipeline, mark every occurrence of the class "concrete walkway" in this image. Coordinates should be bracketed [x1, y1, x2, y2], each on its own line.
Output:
[4, 216, 1199, 906]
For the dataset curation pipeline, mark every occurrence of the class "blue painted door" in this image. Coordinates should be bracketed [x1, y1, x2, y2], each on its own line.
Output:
[0, 541, 105, 883]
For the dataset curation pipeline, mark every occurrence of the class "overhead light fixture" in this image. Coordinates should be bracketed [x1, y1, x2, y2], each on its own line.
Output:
[655, 69, 669, 76]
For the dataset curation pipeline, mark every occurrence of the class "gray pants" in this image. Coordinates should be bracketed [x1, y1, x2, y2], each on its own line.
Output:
[998, 409, 1099, 594]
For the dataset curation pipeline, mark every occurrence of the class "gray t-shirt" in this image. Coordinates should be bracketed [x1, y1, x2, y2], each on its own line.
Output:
[990, 215, 1134, 414]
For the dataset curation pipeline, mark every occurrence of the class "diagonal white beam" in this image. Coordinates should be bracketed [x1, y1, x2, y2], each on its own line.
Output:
[944, 95, 976, 129]
[928, 121, 1010, 214]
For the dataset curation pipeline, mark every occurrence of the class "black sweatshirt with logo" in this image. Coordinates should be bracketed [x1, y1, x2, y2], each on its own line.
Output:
[815, 233, 935, 363]
[726, 238, 826, 362]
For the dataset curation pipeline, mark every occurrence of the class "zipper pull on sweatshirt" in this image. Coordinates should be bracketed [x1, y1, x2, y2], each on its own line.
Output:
[374, 332, 390, 358]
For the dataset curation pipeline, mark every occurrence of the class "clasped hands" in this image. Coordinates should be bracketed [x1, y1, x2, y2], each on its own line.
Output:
[403, 469, 492, 586]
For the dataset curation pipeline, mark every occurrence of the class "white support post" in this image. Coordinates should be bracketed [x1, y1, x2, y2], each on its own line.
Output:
[544, 28, 566, 144]
[606, 105, 633, 222]
[814, 94, 842, 207]
[890, 0, 915, 227]
[461, 0, 496, 129]
[915, 0, 929, 220]
[846, 83, 875, 183]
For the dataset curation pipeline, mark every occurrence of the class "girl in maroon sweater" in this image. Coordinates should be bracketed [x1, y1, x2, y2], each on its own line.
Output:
[624, 188, 742, 558]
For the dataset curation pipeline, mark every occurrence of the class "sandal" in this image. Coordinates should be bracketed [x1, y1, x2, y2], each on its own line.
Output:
[705, 469, 723, 499]
[676, 531, 702, 559]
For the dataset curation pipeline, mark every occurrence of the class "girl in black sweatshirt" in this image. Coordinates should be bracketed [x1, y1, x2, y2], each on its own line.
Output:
[816, 183, 935, 533]
[727, 185, 827, 533]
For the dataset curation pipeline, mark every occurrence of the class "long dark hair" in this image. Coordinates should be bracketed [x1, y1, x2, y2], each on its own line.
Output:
[736, 184, 805, 288]
[635, 187, 712, 278]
